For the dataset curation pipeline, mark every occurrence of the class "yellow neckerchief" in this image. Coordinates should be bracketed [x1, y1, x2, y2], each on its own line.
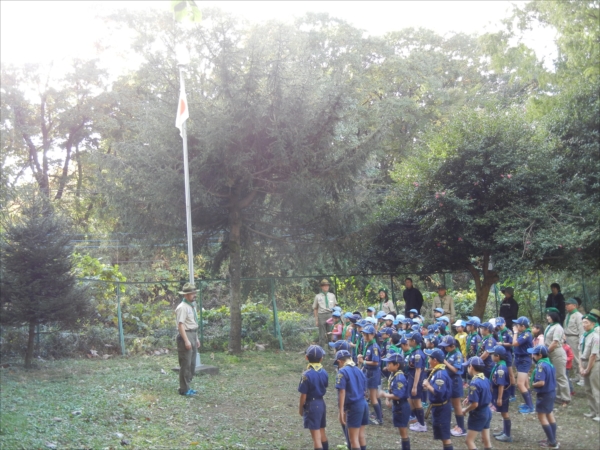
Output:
[427, 363, 446, 381]
[388, 369, 404, 389]
[473, 373, 485, 380]
[342, 360, 356, 367]
[307, 363, 323, 372]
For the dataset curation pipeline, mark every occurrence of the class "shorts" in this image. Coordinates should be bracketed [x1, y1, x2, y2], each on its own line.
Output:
[468, 407, 492, 432]
[535, 391, 556, 414]
[515, 356, 532, 373]
[505, 355, 513, 367]
[492, 392, 510, 413]
[303, 399, 326, 430]
[483, 367, 493, 380]
[432, 402, 452, 440]
[392, 400, 411, 428]
[450, 375, 464, 398]
[365, 368, 381, 389]
[407, 375, 424, 399]
[345, 400, 369, 428]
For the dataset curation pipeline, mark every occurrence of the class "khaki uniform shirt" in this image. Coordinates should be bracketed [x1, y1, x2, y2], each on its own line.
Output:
[175, 301, 198, 331]
[544, 323, 565, 352]
[431, 294, 455, 322]
[313, 292, 336, 314]
[580, 328, 600, 360]
[564, 310, 584, 337]
[381, 300, 396, 315]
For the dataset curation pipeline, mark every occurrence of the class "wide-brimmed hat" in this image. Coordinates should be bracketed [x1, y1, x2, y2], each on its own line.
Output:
[320, 279, 330, 286]
[178, 282, 199, 295]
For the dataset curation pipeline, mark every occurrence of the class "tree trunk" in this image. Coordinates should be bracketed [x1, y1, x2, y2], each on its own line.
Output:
[228, 192, 243, 354]
[25, 321, 36, 369]
[466, 251, 499, 318]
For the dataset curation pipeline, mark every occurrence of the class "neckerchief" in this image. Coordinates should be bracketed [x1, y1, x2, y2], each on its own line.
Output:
[388, 369, 404, 391]
[403, 346, 417, 359]
[343, 360, 356, 368]
[581, 324, 599, 353]
[518, 328, 532, 343]
[427, 363, 446, 381]
[467, 332, 478, 346]
[566, 310, 577, 327]
[544, 323, 558, 340]
[473, 373, 485, 380]
[446, 348, 459, 364]
[389, 344, 401, 354]
[530, 357, 553, 386]
[307, 363, 323, 372]
[477, 335, 491, 355]
[362, 339, 376, 358]
[342, 323, 351, 340]
[182, 299, 197, 323]
[499, 327, 508, 339]
[489, 360, 506, 383]
[322, 291, 329, 308]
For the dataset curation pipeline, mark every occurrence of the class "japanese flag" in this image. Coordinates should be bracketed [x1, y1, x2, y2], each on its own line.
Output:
[175, 85, 189, 137]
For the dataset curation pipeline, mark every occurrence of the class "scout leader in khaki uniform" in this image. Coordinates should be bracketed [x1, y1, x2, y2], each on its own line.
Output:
[431, 286, 456, 324]
[564, 298, 584, 383]
[313, 279, 337, 348]
[543, 308, 571, 405]
[580, 314, 600, 421]
[175, 283, 201, 396]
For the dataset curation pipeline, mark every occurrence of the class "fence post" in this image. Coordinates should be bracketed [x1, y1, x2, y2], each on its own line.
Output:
[493, 284, 499, 317]
[271, 278, 284, 351]
[537, 270, 543, 322]
[582, 272, 589, 311]
[198, 282, 204, 348]
[390, 274, 397, 312]
[36, 324, 40, 357]
[116, 281, 126, 356]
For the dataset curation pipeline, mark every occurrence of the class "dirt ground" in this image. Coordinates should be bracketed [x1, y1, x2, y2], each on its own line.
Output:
[1, 351, 599, 449]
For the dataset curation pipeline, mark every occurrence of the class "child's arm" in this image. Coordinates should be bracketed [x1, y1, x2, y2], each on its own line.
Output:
[497, 385, 504, 407]
[412, 368, 422, 396]
[298, 393, 306, 417]
[462, 400, 478, 414]
[532, 380, 545, 388]
[338, 389, 346, 425]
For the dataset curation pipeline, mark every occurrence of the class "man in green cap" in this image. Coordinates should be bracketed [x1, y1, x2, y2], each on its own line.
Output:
[312, 279, 337, 348]
[564, 298, 584, 384]
[580, 314, 600, 421]
[175, 282, 201, 396]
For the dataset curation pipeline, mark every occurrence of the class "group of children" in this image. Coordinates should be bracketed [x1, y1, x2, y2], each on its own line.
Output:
[298, 306, 567, 450]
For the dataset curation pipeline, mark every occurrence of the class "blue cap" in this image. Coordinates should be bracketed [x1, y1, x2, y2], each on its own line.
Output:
[362, 325, 375, 334]
[479, 322, 494, 331]
[382, 353, 405, 364]
[436, 316, 450, 323]
[466, 317, 481, 326]
[329, 340, 351, 351]
[334, 349, 352, 361]
[305, 345, 325, 359]
[396, 314, 406, 321]
[332, 310, 342, 317]
[376, 311, 386, 319]
[490, 345, 507, 357]
[424, 348, 445, 362]
[426, 335, 439, 346]
[333, 306, 342, 312]
[365, 317, 377, 324]
[393, 319, 401, 326]
[410, 324, 420, 332]
[402, 318, 413, 324]
[463, 356, 485, 367]
[381, 327, 394, 335]
[348, 314, 359, 323]
[513, 316, 530, 327]
[438, 335, 456, 347]
[344, 312, 354, 319]
[356, 319, 368, 327]
[453, 319, 466, 328]
[409, 309, 418, 314]
[495, 317, 506, 326]
[367, 306, 376, 312]
[527, 345, 549, 357]
[433, 307, 445, 314]
[406, 331, 422, 344]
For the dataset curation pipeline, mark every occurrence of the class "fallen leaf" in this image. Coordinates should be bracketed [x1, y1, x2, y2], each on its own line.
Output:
[45, 443, 57, 449]
[52, 417, 62, 422]
[160, 369, 166, 375]
[115, 432, 124, 439]
[190, 442, 199, 446]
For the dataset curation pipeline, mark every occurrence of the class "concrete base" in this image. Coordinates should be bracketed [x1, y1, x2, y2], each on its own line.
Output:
[171, 364, 219, 375]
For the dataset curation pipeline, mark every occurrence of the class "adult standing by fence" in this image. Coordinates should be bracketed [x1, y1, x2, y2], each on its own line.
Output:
[564, 298, 584, 385]
[544, 308, 571, 406]
[313, 279, 336, 348]
[499, 287, 519, 329]
[431, 285, 455, 324]
[378, 288, 396, 316]
[402, 278, 423, 317]
[175, 283, 201, 396]
[546, 283, 566, 325]
[580, 314, 600, 422]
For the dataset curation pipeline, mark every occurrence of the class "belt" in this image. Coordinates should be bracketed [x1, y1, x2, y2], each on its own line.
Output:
[431, 400, 448, 407]
[565, 334, 579, 337]
[393, 399, 408, 405]
[184, 329, 197, 332]
[306, 397, 323, 401]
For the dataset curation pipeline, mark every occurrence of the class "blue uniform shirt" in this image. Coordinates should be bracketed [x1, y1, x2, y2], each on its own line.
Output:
[364, 341, 381, 370]
[445, 349, 464, 377]
[514, 329, 533, 357]
[533, 359, 556, 394]
[428, 367, 453, 404]
[468, 373, 492, 410]
[298, 364, 328, 399]
[406, 347, 426, 380]
[336, 363, 367, 405]
[490, 362, 509, 398]
[497, 328, 514, 362]
[467, 333, 482, 358]
[389, 370, 410, 403]
[478, 336, 497, 369]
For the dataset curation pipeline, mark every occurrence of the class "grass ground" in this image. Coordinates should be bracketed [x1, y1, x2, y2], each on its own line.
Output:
[1, 351, 599, 449]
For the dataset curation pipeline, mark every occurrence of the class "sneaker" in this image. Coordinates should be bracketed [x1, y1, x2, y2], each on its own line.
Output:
[519, 406, 535, 414]
[495, 433, 513, 443]
[493, 430, 504, 437]
[593, 416, 600, 422]
[539, 441, 559, 449]
[584, 412, 595, 418]
[450, 426, 467, 437]
[181, 389, 196, 396]
[408, 415, 417, 424]
[189, 389, 198, 394]
[509, 396, 517, 402]
[539, 439, 548, 445]
[369, 417, 383, 426]
[577, 380, 585, 386]
[409, 423, 428, 432]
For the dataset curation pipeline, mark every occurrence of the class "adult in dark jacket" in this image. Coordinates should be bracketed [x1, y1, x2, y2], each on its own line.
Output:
[545, 283, 566, 325]
[403, 278, 424, 316]
[499, 287, 519, 328]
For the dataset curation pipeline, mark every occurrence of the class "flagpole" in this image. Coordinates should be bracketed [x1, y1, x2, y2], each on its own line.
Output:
[179, 64, 195, 285]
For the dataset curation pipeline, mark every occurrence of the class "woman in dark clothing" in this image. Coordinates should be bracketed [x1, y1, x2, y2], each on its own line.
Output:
[545, 283, 566, 325]
[499, 287, 519, 329]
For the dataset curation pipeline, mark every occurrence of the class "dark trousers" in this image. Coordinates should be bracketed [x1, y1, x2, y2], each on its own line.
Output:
[177, 330, 197, 394]
[317, 313, 331, 348]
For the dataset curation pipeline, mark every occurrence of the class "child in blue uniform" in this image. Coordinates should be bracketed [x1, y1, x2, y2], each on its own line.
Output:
[528, 345, 559, 449]
[466, 320, 481, 359]
[462, 356, 492, 450]
[357, 324, 383, 425]
[439, 336, 466, 437]
[490, 345, 512, 443]
[423, 348, 454, 450]
[335, 349, 369, 450]
[406, 331, 427, 432]
[477, 323, 497, 378]
[511, 316, 535, 414]
[494, 317, 516, 401]
[298, 345, 329, 450]
[380, 353, 411, 450]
